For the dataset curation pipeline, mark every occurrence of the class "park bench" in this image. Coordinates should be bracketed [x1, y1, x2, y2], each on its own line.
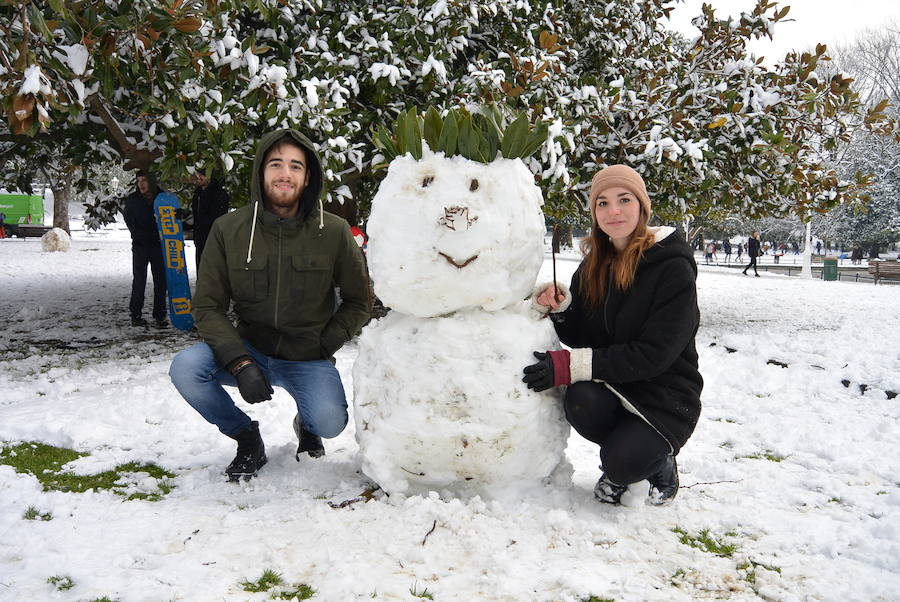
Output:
[12, 224, 53, 239]
[867, 260, 900, 284]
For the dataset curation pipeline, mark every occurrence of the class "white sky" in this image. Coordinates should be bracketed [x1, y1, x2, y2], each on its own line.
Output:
[667, 0, 900, 63]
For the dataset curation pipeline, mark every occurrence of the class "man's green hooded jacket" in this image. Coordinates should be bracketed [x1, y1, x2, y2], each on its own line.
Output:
[193, 129, 372, 369]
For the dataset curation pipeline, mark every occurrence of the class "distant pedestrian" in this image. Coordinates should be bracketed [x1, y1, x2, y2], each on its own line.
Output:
[737, 242, 744, 261]
[705, 242, 715, 265]
[742, 231, 761, 277]
[816, 241, 821, 255]
[723, 240, 732, 263]
[851, 244, 863, 265]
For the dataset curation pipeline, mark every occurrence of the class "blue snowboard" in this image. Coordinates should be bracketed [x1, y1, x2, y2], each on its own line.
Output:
[154, 192, 194, 331]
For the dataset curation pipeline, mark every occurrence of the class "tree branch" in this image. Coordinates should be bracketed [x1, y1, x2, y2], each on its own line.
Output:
[88, 95, 161, 170]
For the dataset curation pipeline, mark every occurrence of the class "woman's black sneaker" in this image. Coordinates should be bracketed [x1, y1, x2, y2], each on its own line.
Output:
[593, 474, 628, 504]
[647, 455, 679, 506]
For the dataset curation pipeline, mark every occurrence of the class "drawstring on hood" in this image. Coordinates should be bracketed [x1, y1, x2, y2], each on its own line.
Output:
[245, 129, 326, 265]
[246, 200, 261, 264]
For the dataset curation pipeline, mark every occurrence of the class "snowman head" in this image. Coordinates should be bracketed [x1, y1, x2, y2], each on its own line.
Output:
[366, 148, 546, 317]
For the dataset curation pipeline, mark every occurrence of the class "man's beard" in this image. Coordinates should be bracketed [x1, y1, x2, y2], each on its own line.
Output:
[263, 183, 303, 211]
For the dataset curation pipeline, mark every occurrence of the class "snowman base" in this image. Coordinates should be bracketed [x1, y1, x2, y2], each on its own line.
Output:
[353, 308, 569, 498]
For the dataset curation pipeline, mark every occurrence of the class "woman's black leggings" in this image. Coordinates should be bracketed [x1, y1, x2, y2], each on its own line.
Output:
[564, 381, 671, 486]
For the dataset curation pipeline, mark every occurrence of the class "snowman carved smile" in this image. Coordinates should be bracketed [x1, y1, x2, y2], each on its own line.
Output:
[437, 251, 479, 269]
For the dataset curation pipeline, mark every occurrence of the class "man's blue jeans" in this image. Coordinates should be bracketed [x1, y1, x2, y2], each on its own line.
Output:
[169, 342, 348, 438]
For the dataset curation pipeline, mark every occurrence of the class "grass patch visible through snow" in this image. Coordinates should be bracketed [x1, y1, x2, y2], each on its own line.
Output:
[0, 441, 175, 501]
[672, 527, 738, 557]
[241, 569, 315, 600]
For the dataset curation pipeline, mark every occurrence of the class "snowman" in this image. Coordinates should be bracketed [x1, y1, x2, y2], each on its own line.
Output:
[352, 108, 569, 498]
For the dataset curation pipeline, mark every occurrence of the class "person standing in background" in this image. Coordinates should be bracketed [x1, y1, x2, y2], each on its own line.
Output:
[122, 170, 168, 328]
[191, 173, 230, 271]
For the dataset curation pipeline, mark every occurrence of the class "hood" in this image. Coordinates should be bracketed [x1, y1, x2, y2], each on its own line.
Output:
[250, 128, 324, 221]
[244, 129, 325, 264]
[644, 226, 697, 274]
[134, 171, 160, 201]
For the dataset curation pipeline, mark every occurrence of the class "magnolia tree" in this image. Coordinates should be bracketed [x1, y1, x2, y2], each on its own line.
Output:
[2, 0, 895, 235]
[825, 26, 900, 251]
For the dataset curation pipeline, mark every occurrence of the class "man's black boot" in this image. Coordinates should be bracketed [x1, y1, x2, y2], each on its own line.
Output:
[647, 454, 679, 506]
[225, 421, 267, 482]
[593, 473, 628, 504]
[293, 414, 325, 460]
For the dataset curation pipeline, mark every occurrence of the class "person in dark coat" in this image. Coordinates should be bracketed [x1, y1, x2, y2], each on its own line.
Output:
[190, 173, 229, 271]
[742, 231, 761, 277]
[522, 164, 702, 506]
[122, 171, 168, 328]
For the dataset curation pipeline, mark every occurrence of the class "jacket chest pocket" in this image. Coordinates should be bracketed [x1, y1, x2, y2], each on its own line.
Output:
[229, 257, 268, 303]
[290, 254, 331, 301]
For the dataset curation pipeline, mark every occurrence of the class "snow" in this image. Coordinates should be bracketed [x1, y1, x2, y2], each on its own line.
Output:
[18, 65, 51, 96]
[55, 44, 90, 76]
[1, 229, 899, 600]
[366, 151, 546, 316]
[358, 151, 566, 496]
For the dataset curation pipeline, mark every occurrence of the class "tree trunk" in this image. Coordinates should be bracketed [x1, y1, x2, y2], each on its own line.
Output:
[800, 220, 813, 279]
[51, 170, 73, 234]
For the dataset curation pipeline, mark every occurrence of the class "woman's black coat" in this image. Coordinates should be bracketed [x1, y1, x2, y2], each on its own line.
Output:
[552, 228, 702, 454]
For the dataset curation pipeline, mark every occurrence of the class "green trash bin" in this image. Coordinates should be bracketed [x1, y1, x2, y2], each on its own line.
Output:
[822, 257, 838, 281]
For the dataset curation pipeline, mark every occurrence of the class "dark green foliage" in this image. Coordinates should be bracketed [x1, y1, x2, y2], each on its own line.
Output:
[374, 105, 549, 164]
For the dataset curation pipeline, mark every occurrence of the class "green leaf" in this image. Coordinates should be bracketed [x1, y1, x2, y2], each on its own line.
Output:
[28, 4, 53, 41]
[423, 106, 442, 152]
[521, 121, 549, 158]
[401, 108, 422, 160]
[478, 113, 500, 161]
[501, 112, 529, 158]
[436, 110, 458, 156]
[457, 112, 477, 160]
[375, 126, 398, 161]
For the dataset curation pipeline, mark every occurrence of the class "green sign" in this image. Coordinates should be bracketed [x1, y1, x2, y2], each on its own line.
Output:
[0, 194, 44, 224]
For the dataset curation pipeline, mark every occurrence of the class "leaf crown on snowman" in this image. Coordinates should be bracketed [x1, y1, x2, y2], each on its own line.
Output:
[373, 105, 549, 165]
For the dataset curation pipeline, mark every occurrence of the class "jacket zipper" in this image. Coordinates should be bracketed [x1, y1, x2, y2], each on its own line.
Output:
[273, 225, 283, 355]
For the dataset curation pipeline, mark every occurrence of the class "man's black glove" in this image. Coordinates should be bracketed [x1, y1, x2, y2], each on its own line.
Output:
[173, 207, 190, 220]
[522, 351, 554, 392]
[232, 360, 273, 403]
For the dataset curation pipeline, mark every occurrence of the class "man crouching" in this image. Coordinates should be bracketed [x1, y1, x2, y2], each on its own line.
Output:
[169, 129, 372, 481]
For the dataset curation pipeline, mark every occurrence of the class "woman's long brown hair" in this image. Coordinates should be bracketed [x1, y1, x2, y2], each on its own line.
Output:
[578, 207, 656, 309]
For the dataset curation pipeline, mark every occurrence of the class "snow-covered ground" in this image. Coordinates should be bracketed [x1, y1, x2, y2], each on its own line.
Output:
[1, 230, 898, 601]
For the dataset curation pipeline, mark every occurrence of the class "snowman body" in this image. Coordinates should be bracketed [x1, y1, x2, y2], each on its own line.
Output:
[353, 150, 568, 497]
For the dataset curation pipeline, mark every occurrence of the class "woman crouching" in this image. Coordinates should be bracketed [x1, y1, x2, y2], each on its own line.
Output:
[523, 165, 702, 505]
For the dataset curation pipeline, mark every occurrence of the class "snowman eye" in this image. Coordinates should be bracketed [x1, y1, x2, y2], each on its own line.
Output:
[422, 176, 434, 188]
[469, 178, 479, 192]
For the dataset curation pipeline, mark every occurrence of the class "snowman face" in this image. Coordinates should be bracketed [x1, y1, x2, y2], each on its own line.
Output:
[367, 151, 546, 317]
